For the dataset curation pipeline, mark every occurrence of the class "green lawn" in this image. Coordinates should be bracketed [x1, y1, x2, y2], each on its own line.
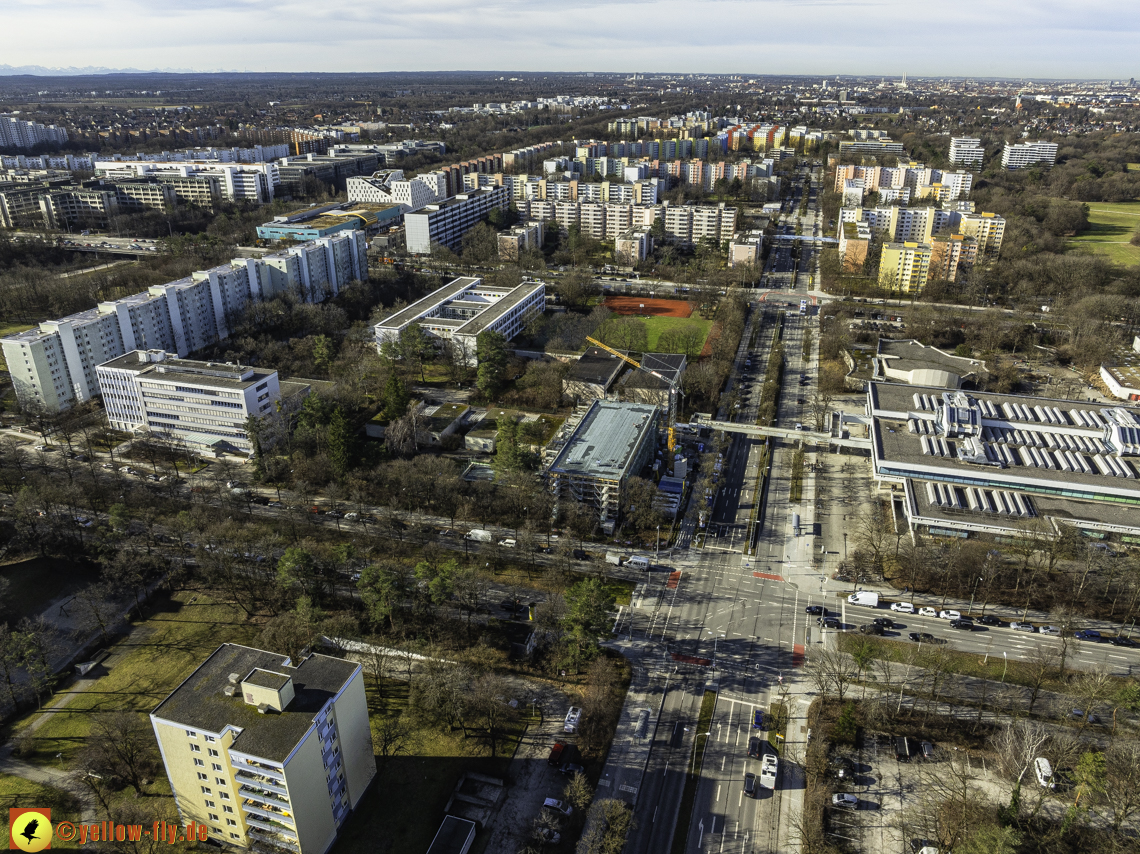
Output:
[1066, 200, 1140, 265]
[8, 590, 258, 767]
[0, 774, 82, 849]
[639, 315, 714, 354]
[0, 322, 34, 370]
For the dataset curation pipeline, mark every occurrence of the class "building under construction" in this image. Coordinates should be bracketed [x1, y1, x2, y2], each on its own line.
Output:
[545, 400, 660, 534]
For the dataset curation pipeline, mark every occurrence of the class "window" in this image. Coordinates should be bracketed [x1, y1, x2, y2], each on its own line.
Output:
[189, 743, 201, 753]
[197, 772, 208, 781]
[204, 800, 215, 809]
[208, 813, 218, 822]
[217, 779, 228, 789]
[208, 748, 219, 757]
[212, 763, 223, 772]
[222, 806, 234, 814]
[230, 832, 240, 839]
[200, 787, 212, 795]
[194, 758, 205, 767]
[204, 735, 216, 743]
[219, 791, 230, 801]
[226, 819, 238, 828]
[186, 730, 197, 738]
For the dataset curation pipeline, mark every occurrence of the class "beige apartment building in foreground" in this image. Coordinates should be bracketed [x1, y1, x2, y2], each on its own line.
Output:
[150, 644, 376, 854]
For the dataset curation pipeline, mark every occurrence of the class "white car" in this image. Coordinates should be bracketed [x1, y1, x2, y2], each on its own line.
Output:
[918, 607, 938, 618]
[890, 602, 915, 613]
[939, 610, 962, 621]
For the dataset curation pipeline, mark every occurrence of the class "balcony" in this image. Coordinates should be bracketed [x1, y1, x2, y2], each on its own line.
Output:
[231, 759, 285, 782]
[242, 801, 294, 827]
[234, 771, 289, 797]
[243, 815, 297, 839]
[239, 785, 291, 810]
[248, 831, 299, 854]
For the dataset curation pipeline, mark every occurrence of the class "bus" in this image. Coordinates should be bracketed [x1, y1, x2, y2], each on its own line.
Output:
[799, 299, 808, 315]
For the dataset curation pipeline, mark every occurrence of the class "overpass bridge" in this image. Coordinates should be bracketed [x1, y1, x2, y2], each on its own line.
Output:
[690, 413, 871, 451]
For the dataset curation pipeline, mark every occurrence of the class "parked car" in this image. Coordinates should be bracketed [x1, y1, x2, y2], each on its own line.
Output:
[978, 614, 1002, 626]
[938, 610, 961, 620]
[1038, 625, 1060, 636]
[918, 607, 938, 618]
[1010, 621, 1036, 632]
[753, 710, 768, 730]
[908, 632, 935, 643]
[949, 618, 974, 630]
[560, 763, 585, 776]
[1074, 630, 1102, 642]
[890, 602, 915, 613]
[921, 741, 936, 760]
[831, 793, 859, 809]
[1110, 635, 1138, 647]
[543, 798, 573, 816]
[1071, 708, 1099, 724]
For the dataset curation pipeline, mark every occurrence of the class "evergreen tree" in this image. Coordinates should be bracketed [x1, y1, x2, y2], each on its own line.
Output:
[492, 416, 523, 473]
[475, 330, 509, 399]
[327, 406, 356, 479]
[381, 372, 410, 421]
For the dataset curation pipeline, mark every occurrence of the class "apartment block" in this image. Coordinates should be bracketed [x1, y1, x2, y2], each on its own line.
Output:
[615, 230, 652, 263]
[0, 115, 68, 149]
[930, 234, 979, 283]
[95, 160, 280, 203]
[2, 232, 366, 413]
[497, 221, 544, 261]
[150, 644, 375, 854]
[728, 231, 764, 268]
[957, 212, 1006, 256]
[346, 169, 445, 211]
[879, 242, 933, 294]
[949, 137, 985, 167]
[1001, 141, 1058, 170]
[404, 186, 510, 254]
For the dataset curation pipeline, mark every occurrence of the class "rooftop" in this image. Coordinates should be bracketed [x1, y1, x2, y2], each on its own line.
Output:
[151, 644, 359, 763]
[547, 400, 659, 481]
[569, 346, 629, 387]
[98, 351, 273, 391]
[875, 338, 986, 388]
[376, 277, 481, 330]
[621, 353, 686, 391]
[459, 282, 544, 337]
[1102, 337, 1140, 394]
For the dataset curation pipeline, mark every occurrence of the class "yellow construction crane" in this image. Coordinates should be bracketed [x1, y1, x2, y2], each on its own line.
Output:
[585, 336, 683, 452]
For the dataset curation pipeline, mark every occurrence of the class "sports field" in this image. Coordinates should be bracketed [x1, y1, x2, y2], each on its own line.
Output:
[603, 296, 714, 353]
[1066, 201, 1140, 265]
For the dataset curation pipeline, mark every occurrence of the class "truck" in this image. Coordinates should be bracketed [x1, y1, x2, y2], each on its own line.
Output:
[605, 551, 624, 566]
[792, 513, 801, 537]
[465, 529, 493, 543]
[760, 754, 779, 789]
[848, 591, 879, 607]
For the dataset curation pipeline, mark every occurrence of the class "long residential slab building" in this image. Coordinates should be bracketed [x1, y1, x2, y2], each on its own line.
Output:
[3, 231, 366, 413]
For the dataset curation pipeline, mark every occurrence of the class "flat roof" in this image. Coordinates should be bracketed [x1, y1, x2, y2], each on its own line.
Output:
[569, 347, 628, 387]
[377, 277, 481, 330]
[1103, 344, 1140, 393]
[151, 644, 359, 763]
[457, 282, 544, 337]
[547, 400, 658, 481]
[622, 353, 686, 390]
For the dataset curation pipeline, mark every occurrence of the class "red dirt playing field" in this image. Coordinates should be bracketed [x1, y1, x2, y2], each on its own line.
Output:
[603, 296, 693, 318]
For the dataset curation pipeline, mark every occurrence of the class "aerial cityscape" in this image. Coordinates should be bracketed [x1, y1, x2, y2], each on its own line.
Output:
[1, 10, 1140, 854]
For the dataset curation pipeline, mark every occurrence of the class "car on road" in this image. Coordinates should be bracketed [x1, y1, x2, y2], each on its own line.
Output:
[1011, 621, 1036, 632]
[890, 602, 915, 613]
[1110, 635, 1138, 647]
[753, 710, 768, 730]
[820, 617, 840, 629]
[33, 444, 50, 451]
[1074, 630, 1102, 642]
[1038, 625, 1061, 636]
[542, 798, 573, 816]
[744, 772, 758, 798]
[918, 607, 938, 617]
[949, 618, 974, 630]
[859, 623, 884, 636]
[938, 610, 962, 620]
[978, 614, 1002, 626]
[805, 605, 825, 615]
[872, 617, 895, 628]
[560, 762, 584, 776]
[748, 736, 762, 758]
[831, 793, 859, 809]
[908, 632, 935, 643]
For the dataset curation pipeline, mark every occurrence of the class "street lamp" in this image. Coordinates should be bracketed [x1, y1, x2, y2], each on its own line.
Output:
[968, 576, 983, 616]
[656, 524, 661, 565]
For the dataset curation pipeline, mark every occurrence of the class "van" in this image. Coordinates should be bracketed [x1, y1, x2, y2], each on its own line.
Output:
[627, 556, 650, 571]
[1034, 757, 1055, 790]
[605, 551, 624, 566]
[894, 736, 913, 761]
[548, 741, 567, 766]
[848, 592, 879, 607]
[564, 707, 581, 734]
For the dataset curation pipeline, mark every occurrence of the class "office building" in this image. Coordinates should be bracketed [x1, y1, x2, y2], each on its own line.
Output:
[545, 400, 661, 534]
[275, 152, 380, 197]
[98, 351, 281, 454]
[2, 232, 366, 413]
[373, 276, 545, 364]
[868, 382, 1140, 540]
[949, 137, 985, 167]
[150, 643, 376, 853]
[0, 115, 68, 149]
[1001, 141, 1059, 170]
[497, 221, 544, 261]
[346, 170, 447, 211]
[879, 242, 933, 294]
[404, 186, 510, 254]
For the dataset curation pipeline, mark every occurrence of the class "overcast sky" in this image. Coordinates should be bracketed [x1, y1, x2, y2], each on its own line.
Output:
[5, 0, 1139, 79]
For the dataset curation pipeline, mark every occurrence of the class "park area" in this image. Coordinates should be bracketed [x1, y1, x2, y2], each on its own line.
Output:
[602, 296, 715, 355]
[1066, 200, 1140, 265]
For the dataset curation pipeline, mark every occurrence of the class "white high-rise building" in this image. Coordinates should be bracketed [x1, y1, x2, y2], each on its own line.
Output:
[1001, 141, 1058, 170]
[0, 115, 68, 149]
[949, 137, 985, 167]
[2, 232, 366, 413]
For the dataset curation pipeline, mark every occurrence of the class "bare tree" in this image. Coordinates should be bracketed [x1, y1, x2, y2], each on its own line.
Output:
[804, 648, 854, 700]
[80, 711, 162, 795]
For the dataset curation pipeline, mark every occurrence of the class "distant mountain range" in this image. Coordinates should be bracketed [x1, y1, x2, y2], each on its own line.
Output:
[0, 64, 221, 76]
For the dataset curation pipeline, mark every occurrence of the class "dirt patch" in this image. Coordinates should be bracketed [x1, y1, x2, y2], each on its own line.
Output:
[700, 320, 723, 358]
[603, 296, 692, 319]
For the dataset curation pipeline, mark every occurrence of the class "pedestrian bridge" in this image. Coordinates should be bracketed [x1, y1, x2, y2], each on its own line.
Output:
[690, 414, 871, 450]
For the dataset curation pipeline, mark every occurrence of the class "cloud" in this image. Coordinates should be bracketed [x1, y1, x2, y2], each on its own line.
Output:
[2, 0, 1138, 77]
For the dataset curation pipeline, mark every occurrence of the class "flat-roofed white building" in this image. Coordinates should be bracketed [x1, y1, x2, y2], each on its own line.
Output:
[404, 186, 509, 254]
[98, 350, 282, 454]
[373, 276, 545, 365]
[949, 137, 984, 167]
[1001, 141, 1058, 170]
